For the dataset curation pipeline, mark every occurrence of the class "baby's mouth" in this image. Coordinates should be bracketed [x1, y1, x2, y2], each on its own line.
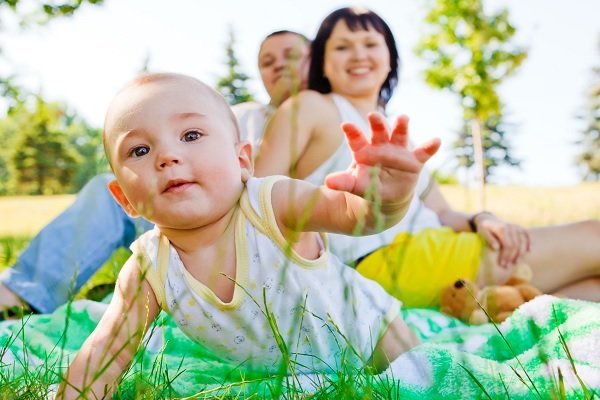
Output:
[163, 179, 193, 193]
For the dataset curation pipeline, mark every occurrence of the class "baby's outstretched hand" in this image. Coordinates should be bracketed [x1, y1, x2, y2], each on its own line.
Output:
[325, 112, 440, 206]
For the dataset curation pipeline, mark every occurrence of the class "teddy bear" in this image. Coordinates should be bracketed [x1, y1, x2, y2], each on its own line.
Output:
[439, 263, 543, 324]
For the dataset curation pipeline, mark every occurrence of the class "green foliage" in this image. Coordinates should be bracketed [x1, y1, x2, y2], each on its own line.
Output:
[432, 170, 459, 185]
[216, 26, 254, 105]
[0, 0, 106, 195]
[0, 115, 17, 194]
[0, 235, 30, 269]
[0, 0, 104, 27]
[416, 0, 527, 180]
[11, 97, 79, 195]
[0, 94, 103, 195]
[63, 112, 107, 190]
[576, 37, 600, 181]
[454, 110, 521, 181]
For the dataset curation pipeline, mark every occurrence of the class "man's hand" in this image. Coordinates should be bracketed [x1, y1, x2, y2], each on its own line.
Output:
[325, 112, 440, 207]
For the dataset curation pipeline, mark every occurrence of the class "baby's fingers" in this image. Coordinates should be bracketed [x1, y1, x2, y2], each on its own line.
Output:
[368, 112, 391, 145]
[341, 122, 369, 152]
[412, 138, 441, 164]
[390, 115, 409, 147]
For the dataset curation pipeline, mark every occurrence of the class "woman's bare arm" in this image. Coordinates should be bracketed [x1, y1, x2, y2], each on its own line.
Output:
[255, 91, 338, 178]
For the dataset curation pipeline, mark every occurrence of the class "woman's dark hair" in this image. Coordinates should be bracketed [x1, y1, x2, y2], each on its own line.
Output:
[308, 7, 400, 107]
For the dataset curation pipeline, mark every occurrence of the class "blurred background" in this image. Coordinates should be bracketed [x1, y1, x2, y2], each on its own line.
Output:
[0, 0, 598, 199]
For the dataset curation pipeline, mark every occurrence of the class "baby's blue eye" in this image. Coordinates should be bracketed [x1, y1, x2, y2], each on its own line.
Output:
[183, 130, 201, 142]
[130, 146, 149, 158]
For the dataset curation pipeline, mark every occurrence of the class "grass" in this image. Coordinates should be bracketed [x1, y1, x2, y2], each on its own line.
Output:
[2, 183, 600, 238]
[1, 183, 599, 398]
[440, 182, 600, 226]
[0, 195, 74, 237]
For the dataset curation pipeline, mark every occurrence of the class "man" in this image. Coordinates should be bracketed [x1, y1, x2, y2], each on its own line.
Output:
[234, 30, 310, 146]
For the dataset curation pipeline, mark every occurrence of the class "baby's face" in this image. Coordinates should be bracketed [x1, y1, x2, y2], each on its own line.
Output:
[105, 76, 251, 229]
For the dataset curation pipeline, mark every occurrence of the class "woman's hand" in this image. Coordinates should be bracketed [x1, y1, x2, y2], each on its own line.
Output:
[475, 213, 531, 268]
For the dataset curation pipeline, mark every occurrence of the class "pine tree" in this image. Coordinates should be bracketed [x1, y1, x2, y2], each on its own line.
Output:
[216, 27, 254, 105]
[576, 38, 600, 181]
[10, 97, 79, 195]
[454, 109, 521, 179]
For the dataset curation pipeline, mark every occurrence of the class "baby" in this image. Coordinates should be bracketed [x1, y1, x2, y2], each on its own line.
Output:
[56, 72, 440, 398]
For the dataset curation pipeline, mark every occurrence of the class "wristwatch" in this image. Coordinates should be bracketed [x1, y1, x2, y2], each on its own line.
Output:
[468, 211, 494, 232]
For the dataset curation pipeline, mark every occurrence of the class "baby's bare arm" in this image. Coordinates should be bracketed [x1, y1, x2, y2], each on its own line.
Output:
[56, 257, 160, 399]
[370, 316, 420, 371]
[272, 113, 440, 237]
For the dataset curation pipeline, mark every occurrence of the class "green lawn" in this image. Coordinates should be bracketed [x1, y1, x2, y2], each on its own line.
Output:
[2, 183, 599, 239]
[2, 182, 600, 269]
[1, 184, 598, 398]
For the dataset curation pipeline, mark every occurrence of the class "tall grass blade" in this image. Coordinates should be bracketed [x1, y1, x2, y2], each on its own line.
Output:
[458, 364, 493, 400]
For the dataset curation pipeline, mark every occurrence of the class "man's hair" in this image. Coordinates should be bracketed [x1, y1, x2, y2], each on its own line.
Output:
[263, 29, 310, 44]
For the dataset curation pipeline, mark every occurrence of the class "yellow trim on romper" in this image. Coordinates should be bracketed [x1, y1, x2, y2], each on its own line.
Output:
[157, 207, 249, 311]
[239, 175, 329, 269]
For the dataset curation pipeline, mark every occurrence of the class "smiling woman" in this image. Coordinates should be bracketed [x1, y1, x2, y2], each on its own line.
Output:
[255, 7, 400, 180]
[254, 6, 600, 306]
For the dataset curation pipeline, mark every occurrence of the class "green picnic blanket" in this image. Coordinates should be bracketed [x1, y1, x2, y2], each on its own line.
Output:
[1, 295, 598, 398]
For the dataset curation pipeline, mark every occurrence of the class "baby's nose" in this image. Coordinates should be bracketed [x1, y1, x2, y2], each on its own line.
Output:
[159, 158, 179, 168]
[157, 149, 181, 169]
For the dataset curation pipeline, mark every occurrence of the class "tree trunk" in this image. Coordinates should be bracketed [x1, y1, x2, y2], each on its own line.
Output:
[471, 118, 486, 209]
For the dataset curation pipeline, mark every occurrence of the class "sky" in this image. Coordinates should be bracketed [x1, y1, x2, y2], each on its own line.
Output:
[1, 0, 599, 186]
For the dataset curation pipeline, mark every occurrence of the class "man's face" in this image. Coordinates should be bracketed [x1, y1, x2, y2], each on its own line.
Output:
[258, 32, 310, 104]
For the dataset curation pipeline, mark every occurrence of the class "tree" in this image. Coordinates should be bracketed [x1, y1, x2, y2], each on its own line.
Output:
[0, 0, 105, 195]
[63, 112, 105, 191]
[0, 109, 20, 195]
[576, 38, 600, 181]
[0, 89, 104, 195]
[216, 27, 254, 105]
[9, 97, 79, 195]
[415, 0, 526, 185]
[454, 108, 520, 179]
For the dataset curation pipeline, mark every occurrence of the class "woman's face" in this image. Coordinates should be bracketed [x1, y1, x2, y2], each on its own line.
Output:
[323, 20, 390, 101]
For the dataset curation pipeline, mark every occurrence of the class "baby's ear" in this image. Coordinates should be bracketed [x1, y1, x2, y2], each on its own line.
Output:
[237, 140, 254, 183]
[108, 180, 139, 217]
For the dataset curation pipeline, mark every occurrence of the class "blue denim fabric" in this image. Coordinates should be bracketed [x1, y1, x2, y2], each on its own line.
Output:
[0, 173, 153, 313]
